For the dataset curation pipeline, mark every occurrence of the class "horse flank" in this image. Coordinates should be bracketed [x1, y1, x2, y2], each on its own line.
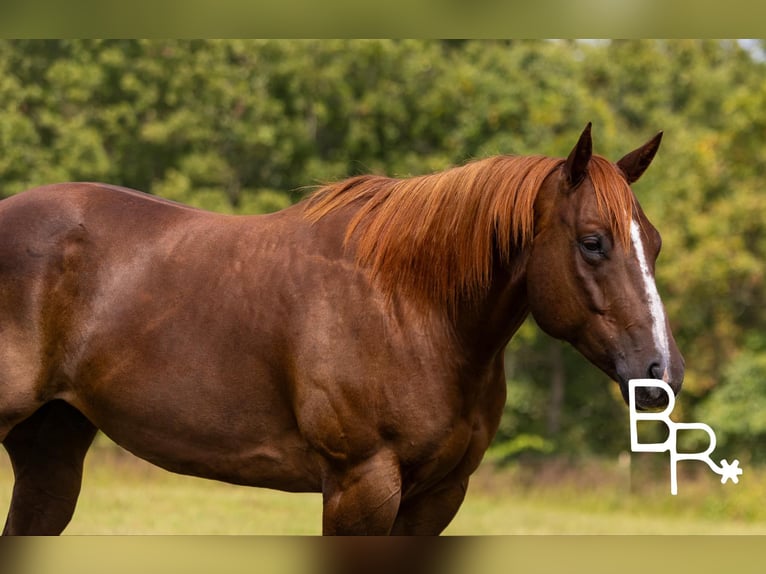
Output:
[303, 154, 636, 312]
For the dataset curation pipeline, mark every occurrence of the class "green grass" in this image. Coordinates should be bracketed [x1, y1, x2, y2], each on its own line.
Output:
[2, 445, 765, 535]
[0, 447, 323, 535]
[447, 490, 766, 534]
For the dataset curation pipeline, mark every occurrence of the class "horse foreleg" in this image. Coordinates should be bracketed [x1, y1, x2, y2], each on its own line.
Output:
[321, 449, 402, 535]
[390, 477, 469, 535]
[2, 401, 96, 535]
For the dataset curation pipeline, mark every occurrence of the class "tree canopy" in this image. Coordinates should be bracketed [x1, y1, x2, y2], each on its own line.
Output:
[1, 39, 764, 461]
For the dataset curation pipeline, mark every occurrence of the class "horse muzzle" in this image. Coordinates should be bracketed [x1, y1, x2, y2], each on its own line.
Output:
[616, 356, 684, 410]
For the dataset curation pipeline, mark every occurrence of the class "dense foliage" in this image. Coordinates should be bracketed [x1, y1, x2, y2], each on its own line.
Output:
[1, 39, 764, 462]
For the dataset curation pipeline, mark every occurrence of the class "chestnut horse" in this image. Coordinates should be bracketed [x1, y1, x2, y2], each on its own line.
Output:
[0, 124, 683, 535]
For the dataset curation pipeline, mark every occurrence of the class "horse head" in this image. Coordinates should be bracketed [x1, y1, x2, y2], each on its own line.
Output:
[526, 124, 684, 409]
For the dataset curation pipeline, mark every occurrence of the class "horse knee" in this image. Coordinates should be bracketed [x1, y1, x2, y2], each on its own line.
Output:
[321, 450, 402, 535]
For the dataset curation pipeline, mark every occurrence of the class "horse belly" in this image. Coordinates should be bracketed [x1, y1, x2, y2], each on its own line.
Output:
[65, 281, 321, 490]
[69, 367, 323, 492]
[63, 297, 314, 487]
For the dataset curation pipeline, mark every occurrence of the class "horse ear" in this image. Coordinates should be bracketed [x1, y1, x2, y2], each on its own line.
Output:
[617, 131, 663, 184]
[565, 122, 592, 188]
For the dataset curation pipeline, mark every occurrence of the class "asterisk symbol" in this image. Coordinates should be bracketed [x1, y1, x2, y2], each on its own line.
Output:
[719, 459, 743, 484]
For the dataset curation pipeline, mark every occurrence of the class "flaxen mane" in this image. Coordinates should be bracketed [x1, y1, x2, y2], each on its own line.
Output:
[304, 154, 635, 311]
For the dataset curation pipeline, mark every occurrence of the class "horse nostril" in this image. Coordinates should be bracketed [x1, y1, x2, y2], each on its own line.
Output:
[648, 362, 663, 380]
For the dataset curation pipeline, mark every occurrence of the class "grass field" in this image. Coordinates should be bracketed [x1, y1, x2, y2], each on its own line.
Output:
[1, 442, 765, 535]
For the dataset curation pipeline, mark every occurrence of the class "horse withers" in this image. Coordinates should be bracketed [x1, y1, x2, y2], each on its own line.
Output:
[0, 124, 683, 534]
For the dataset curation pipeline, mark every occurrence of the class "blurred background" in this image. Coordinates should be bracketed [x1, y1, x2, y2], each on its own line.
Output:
[0, 39, 765, 534]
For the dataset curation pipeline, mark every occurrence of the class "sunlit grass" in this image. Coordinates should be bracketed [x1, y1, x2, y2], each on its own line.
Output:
[69, 467, 323, 535]
[1, 444, 765, 535]
[0, 444, 322, 535]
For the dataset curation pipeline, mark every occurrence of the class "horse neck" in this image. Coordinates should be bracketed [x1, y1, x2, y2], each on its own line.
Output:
[450, 255, 531, 363]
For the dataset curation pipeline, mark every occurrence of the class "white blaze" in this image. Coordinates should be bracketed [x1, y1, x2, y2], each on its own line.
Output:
[630, 219, 671, 379]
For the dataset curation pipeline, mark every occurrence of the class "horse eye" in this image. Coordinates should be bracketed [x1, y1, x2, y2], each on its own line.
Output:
[579, 236, 606, 260]
[581, 237, 602, 252]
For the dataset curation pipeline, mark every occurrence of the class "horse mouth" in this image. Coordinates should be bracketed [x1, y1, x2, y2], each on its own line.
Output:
[616, 377, 671, 411]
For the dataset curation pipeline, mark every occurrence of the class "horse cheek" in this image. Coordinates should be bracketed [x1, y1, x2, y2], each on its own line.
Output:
[525, 248, 579, 341]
